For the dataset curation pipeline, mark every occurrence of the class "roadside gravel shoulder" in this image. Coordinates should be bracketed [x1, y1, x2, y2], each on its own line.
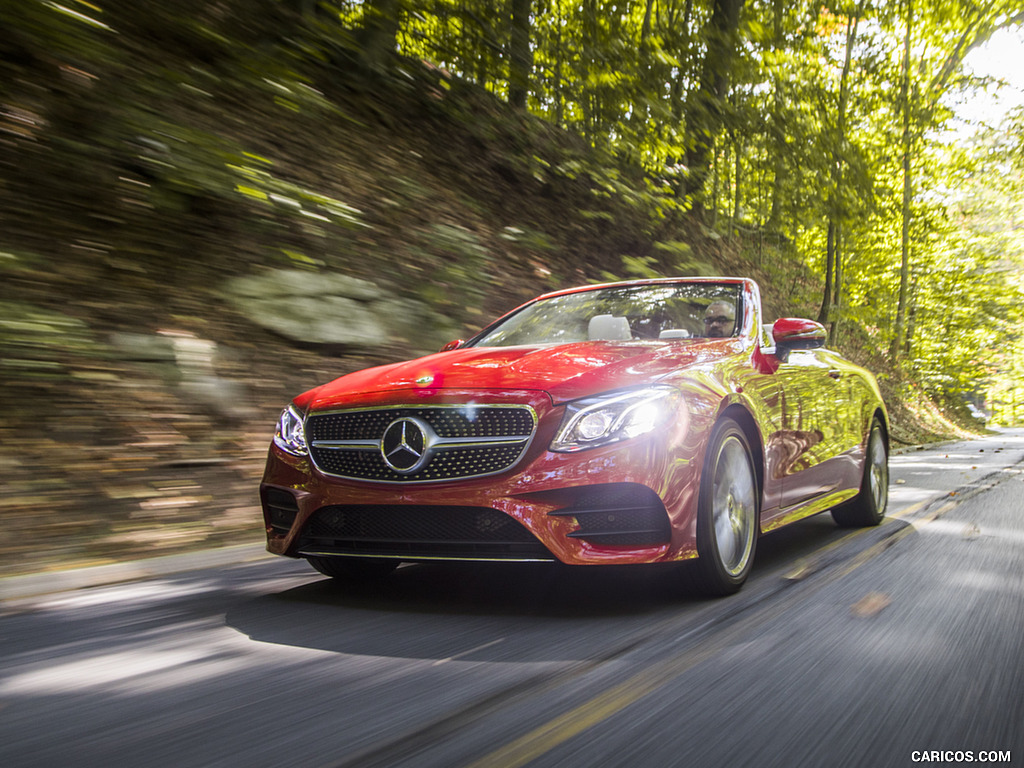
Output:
[0, 542, 271, 601]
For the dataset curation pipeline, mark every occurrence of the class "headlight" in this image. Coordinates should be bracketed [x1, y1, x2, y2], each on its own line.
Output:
[550, 386, 680, 452]
[273, 404, 308, 455]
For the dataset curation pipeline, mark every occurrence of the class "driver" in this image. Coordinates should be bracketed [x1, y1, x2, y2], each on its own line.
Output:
[703, 301, 736, 337]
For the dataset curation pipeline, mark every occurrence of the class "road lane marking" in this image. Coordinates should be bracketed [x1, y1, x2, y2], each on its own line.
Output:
[782, 519, 900, 581]
[432, 638, 505, 666]
[463, 630, 738, 768]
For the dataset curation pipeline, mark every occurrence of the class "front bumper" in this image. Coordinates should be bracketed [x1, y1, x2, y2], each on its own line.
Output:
[259, 391, 707, 566]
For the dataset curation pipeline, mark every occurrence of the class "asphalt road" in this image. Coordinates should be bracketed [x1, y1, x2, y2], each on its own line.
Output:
[2, 430, 1023, 768]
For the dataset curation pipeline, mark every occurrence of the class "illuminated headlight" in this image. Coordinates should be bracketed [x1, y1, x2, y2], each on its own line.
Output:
[273, 404, 308, 455]
[550, 386, 681, 452]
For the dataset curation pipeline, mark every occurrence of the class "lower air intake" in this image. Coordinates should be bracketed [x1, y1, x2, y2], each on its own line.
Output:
[548, 483, 671, 546]
[297, 504, 554, 562]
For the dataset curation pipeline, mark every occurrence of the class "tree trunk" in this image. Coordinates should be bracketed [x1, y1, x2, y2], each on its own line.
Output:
[508, 0, 532, 108]
[819, 221, 835, 326]
[581, 0, 598, 140]
[819, 9, 859, 328]
[358, 0, 402, 71]
[682, 0, 745, 217]
[892, 0, 913, 360]
[831, 226, 844, 347]
[733, 131, 743, 225]
[642, 0, 655, 39]
[767, 0, 784, 230]
[666, 0, 694, 157]
[904, 278, 917, 358]
[554, 18, 564, 126]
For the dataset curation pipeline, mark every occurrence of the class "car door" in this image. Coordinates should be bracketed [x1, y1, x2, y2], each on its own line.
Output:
[772, 346, 853, 507]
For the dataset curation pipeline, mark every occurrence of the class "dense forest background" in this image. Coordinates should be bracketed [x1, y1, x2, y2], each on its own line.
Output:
[1, 0, 1023, 575]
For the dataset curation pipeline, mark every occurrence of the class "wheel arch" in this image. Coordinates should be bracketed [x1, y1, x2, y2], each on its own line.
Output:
[870, 406, 890, 451]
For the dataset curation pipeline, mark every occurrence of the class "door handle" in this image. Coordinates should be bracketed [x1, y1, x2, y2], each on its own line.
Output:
[828, 370, 842, 380]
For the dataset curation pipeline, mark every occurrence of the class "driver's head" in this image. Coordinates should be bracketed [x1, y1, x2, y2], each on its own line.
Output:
[703, 301, 736, 338]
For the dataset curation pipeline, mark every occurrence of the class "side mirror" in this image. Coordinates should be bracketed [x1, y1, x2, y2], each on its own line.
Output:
[440, 339, 465, 352]
[772, 318, 827, 352]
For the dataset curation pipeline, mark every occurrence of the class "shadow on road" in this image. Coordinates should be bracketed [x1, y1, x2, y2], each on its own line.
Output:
[225, 512, 897, 664]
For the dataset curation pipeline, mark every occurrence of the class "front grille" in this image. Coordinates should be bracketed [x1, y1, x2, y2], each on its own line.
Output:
[548, 483, 671, 546]
[306, 405, 536, 483]
[306, 407, 535, 442]
[297, 505, 554, 561]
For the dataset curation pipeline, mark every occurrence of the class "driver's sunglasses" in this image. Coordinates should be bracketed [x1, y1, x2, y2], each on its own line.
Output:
[704, 316, 731, 324]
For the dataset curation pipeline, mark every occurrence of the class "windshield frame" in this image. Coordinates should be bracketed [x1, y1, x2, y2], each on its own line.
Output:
[465, 278, 752, 349]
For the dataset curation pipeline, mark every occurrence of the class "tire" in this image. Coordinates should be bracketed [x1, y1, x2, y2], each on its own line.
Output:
[689, 417, 759, 596]
[307, 556, 398, 581]
[831, 417, 888, 528]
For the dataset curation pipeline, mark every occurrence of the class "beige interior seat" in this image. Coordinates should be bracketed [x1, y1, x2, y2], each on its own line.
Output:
[659, 329, 690, 339]
[588, 314, 632, 341]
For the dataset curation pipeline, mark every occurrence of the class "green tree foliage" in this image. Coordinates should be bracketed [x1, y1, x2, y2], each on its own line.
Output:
[4, 0, 1023, 413]
[378, 0, 1023, 408]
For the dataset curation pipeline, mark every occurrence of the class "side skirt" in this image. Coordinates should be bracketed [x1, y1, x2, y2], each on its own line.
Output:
[760, 487, 859, 534]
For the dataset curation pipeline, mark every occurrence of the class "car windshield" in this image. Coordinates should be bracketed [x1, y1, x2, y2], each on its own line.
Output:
[470, 282, 743, 347]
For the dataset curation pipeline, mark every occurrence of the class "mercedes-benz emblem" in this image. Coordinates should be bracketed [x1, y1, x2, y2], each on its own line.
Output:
[380, 417, 431, 474]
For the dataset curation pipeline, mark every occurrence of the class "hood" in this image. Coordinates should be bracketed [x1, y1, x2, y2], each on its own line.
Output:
[304, 340, 739, 409]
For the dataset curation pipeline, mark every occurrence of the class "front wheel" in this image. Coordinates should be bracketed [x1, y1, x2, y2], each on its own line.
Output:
[689, 417, 759, 596]
[831, 417, 888, 527]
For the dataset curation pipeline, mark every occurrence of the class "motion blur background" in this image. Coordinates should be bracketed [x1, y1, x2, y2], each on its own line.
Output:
[2, 1, 1022, 577]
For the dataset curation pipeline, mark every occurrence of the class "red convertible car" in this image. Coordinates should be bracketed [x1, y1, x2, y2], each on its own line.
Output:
[260, 277, 888, 595]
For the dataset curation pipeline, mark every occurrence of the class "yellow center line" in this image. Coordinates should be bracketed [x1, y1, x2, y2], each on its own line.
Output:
[464, 638, 726, 768]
